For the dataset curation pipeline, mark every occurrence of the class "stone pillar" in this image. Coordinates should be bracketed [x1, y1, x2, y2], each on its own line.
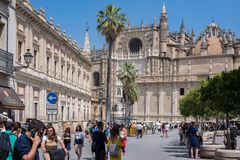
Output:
[39, 87, 45, 120]
[225, 57, 228, 71]
[27, 21, 33, 53]
[158, 85, 163, 119]
[144, 84, 149, 121]
[172, 85, 178, 120]
[209, 58, 213, 74]
[188, 60, 191, 75]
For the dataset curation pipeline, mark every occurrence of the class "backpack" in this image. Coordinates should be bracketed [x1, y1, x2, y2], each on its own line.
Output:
[0, 132, 11, 160]
[109, 143, 119, 157]
[75, 132, 83, 144]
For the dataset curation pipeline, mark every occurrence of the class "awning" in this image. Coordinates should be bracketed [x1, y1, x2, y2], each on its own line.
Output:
[0, 85, 25, 110]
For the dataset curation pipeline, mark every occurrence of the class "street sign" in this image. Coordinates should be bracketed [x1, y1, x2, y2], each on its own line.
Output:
[47, 92, 58, 104]
[46, 109, 58, 115]
[46, 103, 58, 115]
[46, 104, 57, 109]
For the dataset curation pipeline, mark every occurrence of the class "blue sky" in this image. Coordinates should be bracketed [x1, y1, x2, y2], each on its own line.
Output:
[30, 0, 240, 49]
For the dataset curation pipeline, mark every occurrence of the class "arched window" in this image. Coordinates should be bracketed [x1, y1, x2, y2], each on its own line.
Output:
[129, 38, 142, 53]
[93, 72, 100, 86]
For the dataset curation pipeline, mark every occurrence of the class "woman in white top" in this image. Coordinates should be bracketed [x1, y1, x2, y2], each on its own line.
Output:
[74, 125, 84, 160]
[41, 126, 68, 160]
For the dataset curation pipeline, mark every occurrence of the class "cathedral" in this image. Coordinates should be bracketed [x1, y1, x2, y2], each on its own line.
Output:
[91, 4, 240, 122]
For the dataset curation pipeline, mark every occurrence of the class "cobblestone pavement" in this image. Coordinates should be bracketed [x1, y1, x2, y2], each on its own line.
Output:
[39, 129, 240, 160]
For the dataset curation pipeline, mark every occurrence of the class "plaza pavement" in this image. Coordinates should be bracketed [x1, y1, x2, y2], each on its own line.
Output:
[39, 129, 240, 160]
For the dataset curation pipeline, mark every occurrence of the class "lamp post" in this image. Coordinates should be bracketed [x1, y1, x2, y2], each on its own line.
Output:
[98, 82, 105, 122]
[13, 49, 33, 71]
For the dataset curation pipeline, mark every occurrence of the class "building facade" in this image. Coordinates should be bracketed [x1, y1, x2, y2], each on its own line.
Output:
[91, 4, 240, 122]
[15, 0, 91, 129]
[0, 0, 25, 119]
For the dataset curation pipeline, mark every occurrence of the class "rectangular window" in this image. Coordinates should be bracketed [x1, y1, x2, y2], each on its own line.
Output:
[180, 88, 185, 96]
[61, 106, 64, 121]
[61, 65, 64, 79]
[17, 41, 22, 62]
[72, 70, 74, 83]
[34, 102, 38, 119]
[67, 68, 69, 81]
[33, 50, 37, 69]
[54, 61, 57, 77]
[47, 57, 50, 74]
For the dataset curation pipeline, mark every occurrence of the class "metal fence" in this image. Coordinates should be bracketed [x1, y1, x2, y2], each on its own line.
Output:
[0, 48, 13, 75]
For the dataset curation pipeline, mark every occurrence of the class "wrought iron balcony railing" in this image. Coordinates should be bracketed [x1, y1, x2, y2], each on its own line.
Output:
[0, 48, 13, 75]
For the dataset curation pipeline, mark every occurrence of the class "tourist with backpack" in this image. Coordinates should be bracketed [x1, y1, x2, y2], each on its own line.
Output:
[13, 119, 46, 160]
[74, 125, 84, 160]
[0, 121, 17, 160]
[106, 125, 123, 160]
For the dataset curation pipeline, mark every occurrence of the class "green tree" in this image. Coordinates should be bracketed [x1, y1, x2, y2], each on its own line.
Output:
[201, 69, 240, 148]
[179, 88, 206, 122]
[97, 5, 127, 122]
[117, 62, 139, 122]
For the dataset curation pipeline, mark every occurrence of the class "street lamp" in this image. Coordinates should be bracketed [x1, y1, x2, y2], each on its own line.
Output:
[13, 49, 33, 71]
[98, 82, 105, 122]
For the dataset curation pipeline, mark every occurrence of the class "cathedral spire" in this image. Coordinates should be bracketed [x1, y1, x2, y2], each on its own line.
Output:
[159, 3, 168, 56]
[191, 28, 195, 42]
[180, 19, 185, 33]
[161, 2, 166, 14]
[180, 19, 185, 47]
[141, 18, 144, 28]
[83, 24, 90, 56]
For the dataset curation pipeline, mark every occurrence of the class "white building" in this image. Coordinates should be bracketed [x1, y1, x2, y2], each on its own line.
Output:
[14, 0, 91, 129]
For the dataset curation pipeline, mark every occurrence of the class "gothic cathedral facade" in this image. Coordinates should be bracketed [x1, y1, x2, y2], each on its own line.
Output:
[91, 4, 240, 122]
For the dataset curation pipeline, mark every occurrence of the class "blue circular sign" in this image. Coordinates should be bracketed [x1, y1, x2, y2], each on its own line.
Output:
[47, 92, 58, 104]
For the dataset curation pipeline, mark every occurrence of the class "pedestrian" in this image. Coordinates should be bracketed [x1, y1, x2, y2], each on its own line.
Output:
[104, 122, 111, 139]
[1, 121, 17, 160]
[136, 123, 143, 139]
[189, 123, 199, 158]
[13, 119, 46, 160]
[92, 121, 107, 160]
[106, 125, 123, 160]
[12, 122, 22, 137]
[89, 121, 98, 159]
[120, 124, 127, 154]
[41, 126, 68, 160]
[63, 127, 71, 160]
[74, 125, 84, 160]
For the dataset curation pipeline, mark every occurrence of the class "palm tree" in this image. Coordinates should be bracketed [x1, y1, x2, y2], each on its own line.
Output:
[117, 62, 139, 122]
[97, 5, 127, 123]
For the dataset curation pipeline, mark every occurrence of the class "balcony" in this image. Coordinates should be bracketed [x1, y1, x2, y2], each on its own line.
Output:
[0, 48, 13, 75]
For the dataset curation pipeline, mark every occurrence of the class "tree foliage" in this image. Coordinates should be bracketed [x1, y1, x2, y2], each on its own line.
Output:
[117, 62, 139, 104]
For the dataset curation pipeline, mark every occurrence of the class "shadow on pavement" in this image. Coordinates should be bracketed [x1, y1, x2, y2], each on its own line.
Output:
[164, 141, 189, 158]
[82, 158, 93, 160]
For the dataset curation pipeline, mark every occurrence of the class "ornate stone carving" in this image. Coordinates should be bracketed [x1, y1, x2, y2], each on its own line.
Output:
[116, 30, 153, 54]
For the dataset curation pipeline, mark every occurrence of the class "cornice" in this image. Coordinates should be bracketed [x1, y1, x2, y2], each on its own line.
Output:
[16, 1, 91, 66]
[175, 53, 234, 61]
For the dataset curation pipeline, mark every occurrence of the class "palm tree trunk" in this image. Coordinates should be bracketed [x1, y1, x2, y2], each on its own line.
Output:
[125, 88, 129, 123]
[106, 41, 113, 123]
